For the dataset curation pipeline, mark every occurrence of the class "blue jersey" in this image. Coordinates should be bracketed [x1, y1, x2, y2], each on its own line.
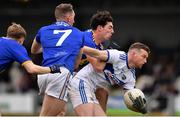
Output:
[79, 30, 116, 86]
[0, 37, 31, 73]
[36, 21, 84, 73]
[78, 30, 103, 69]
[83, 30, 102, 49]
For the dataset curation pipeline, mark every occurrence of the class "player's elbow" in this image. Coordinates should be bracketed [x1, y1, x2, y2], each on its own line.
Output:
[26, 68, 36, 74]
[31, 46, 42, 54]
[31, 49, 35, 54]
[31, 49, 38, 54]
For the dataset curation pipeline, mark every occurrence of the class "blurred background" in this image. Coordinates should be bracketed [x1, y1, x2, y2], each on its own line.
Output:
[0, 0, 180, 116]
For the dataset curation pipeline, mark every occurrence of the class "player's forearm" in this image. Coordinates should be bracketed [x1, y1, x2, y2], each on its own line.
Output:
[95, 60, 106, 72]
[87, 56, 106, 72]
[30, 64, 51, 74]
[83, 46, 108, 61]
[83, 46, 101, 59]
[93, 61, 106, 72]
[22, 61, 50, 74]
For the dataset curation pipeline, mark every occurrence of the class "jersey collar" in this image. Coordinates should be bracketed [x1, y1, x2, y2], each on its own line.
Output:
[126, 53, 130, 69]
[55, 21, 70, 27]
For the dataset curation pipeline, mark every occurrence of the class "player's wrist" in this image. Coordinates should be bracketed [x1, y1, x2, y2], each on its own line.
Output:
[49, 65, 61, 73]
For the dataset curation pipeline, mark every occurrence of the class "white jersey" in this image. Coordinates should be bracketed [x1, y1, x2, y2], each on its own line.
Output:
[104, 49, 136, 90]
[68, 49, 136, 108]
[74, 49, 136, 90]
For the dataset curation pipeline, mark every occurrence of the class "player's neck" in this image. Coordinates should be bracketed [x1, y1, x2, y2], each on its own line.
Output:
[56, 20, 71, 26]
[6, 36, 15, 41]
[92, 31, 102, 45]
[127, 52, 134, 68]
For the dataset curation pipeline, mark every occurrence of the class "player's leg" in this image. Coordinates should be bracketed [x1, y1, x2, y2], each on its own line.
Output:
[68, 78, 106, 116]
[57, 104, 67, 116]
[40, 94, 66, 116]
[74, 103, 106, 116]
[38, 67, 71, 116]
[95, 88, 109, 112]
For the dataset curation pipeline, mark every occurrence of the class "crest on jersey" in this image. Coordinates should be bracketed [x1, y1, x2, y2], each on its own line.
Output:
[122, 74, 126, 80]
[104, 70, 115, 84]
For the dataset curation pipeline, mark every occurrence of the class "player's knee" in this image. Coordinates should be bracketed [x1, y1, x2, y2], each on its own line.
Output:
[57, 111, 66, 116]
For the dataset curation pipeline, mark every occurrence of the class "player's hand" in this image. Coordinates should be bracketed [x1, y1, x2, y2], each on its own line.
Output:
[132, 96, 147, 114]
[49, 65, 61, 73]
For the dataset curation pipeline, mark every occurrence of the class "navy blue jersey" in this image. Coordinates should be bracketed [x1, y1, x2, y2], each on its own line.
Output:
[0, 37, 31, 72]
[83, 30, 102, 49]
[79, 30, 115, 82]
[79, 30, 103, 69]
[35, 21, 84, 73]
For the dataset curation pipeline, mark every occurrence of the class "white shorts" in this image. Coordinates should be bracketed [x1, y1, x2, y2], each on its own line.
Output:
[68, 77, 99, 108]
[38, 67, 71, 102]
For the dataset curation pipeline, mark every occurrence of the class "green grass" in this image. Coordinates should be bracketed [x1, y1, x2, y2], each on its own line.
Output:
[107, 109, 180, 116]
[176, 111, 180, 116]
[107, 109, 142, 116]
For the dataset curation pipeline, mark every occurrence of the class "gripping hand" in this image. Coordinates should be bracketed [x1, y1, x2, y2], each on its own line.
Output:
[132, 96, 147, 114]
[49, 65, 61, 73]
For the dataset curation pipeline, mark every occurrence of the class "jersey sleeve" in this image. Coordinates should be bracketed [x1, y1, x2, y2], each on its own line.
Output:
[81, 32, 85, 47]
[8, 42, 31, 64]
[35, 29, 41, 43]
[106, 49, 126, 64]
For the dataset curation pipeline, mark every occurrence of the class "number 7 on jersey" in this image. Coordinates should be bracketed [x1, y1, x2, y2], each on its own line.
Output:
[53, 29, 72, 46]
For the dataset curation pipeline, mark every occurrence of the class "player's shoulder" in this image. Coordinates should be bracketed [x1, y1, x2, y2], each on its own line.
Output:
[118, 50, 126, 55]
[108, 49, 127, 61]
[108, 49, 126, 55]
[38, 24, 53, 31]
[71, 26, 83, 33]
[1, 37, 17, 44]
[0, 37, 22, 48]
[83, 29, 93, 40]
[83, 29, 92, 35]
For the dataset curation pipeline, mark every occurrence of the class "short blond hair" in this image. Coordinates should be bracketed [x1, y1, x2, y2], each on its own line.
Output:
[55, 3, 73, 21]
[7, 22, 26, 40]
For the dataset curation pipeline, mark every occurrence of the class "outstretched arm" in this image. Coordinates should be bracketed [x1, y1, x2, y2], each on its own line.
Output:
[22, 61, 60, 74]
[86, 55, 106, 72]
[83, 46, 108, 61]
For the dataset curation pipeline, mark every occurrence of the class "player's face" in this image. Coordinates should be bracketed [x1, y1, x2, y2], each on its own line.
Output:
[101, 22, 114, 41]
[68, 11, 75, 26]
[134, 49, 148, 68]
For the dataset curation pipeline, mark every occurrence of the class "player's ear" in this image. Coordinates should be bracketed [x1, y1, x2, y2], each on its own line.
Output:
[132, 49, 139, 58]
[130, 49, 136, 56]
[97, 25, 103, 31]
[66, 16, 70, 22]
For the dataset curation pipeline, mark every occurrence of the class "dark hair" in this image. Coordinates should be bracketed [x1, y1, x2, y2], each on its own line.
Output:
[90, 10, 113, 30]
[129, 42, 150, 54]
[7, 22, 26, 40]
[55, 3, 73, 21]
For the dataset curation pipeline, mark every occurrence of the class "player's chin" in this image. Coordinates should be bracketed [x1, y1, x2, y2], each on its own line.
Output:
[109, 35, 113, 38]
[107, 34, 112, 38]
[138, 65, 143, 69]
[105, 37, 111, 40]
